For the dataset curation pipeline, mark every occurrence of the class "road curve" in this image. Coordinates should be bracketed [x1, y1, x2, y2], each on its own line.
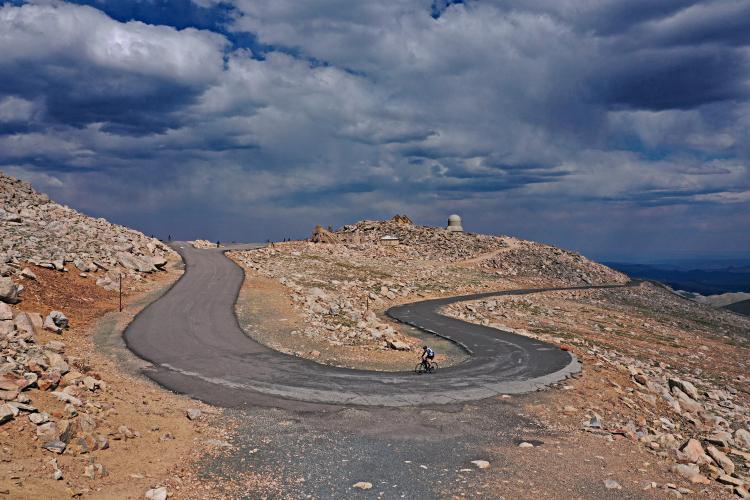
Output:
[123, 243, 629, 408]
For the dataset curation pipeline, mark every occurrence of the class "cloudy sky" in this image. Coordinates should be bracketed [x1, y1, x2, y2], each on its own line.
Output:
[1, 0, 749, 260]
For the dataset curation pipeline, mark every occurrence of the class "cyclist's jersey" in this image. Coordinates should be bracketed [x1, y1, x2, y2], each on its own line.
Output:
[425, 347, 434, 357]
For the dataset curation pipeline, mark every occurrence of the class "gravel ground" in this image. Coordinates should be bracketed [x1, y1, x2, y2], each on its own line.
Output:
[191, 388, 698, 499]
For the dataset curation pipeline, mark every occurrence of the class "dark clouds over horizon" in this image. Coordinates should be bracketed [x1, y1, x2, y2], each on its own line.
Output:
[0, 0, 748, 260]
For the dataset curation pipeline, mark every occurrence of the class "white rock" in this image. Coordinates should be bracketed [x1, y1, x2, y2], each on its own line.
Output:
[145, 487, 168, 500]
[352, 482, 372, 490]
[471, 460, 490, 469]
[604, 479, 622, 490]
[51, 391, 81, 406]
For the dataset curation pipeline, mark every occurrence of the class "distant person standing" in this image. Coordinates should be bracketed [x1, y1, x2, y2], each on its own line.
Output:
[217, 240, 220, 248]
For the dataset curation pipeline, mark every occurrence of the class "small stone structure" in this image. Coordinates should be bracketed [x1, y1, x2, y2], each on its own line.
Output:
[391, 214, 413, 224]
[310, 225, 339, 244]
[379, 235, 399, 246]
[446, 214, 464, 232]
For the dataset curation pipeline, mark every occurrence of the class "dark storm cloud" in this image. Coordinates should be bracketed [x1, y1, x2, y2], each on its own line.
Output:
[0, 0, 748, 259]
[601, 48, 748, 111]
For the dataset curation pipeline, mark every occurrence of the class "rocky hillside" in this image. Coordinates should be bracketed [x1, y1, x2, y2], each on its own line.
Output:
[0, 172, 174, 293]
[335, 218, 626, 285]
[229, 217, 628, 367]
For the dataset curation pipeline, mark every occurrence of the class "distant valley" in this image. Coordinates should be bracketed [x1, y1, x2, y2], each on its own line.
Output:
[606, 260, 750, 316]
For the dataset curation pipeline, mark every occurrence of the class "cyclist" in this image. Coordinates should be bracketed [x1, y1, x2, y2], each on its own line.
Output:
[421, 345, 435, 370]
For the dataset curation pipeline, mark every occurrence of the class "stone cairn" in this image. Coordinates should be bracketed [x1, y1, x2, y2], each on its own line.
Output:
[310, 225, 339, 244]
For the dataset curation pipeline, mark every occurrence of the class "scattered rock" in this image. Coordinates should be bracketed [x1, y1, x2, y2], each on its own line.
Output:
[706, 445, 735, 475]
[677, 439, 711, 465]
[352, 482, 373, 490]
[471, 460, 490, 469]
[604, 479, 622, 490]
[145, 487, 168, 500]
[669, 378, 700, 400]
[186, 408, 202, 421]
[29, 412, 49, 425]
[672, 464, 710, 485]
[44, 311, 68, 333]
[42, 441, 66, 454]
[0, 277, 20, 304]
[0, 303, 12, 321]
[735, 429, 750, 451]
[518, 442, 534, 448]
[20, 268, 37, 280]
[0, 404, 15, 425]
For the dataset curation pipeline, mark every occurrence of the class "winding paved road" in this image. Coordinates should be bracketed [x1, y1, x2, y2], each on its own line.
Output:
[124, 243, 629, 408]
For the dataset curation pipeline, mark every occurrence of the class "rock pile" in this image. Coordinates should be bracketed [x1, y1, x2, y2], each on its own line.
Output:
[333, 219, 625, 285]
[391, 214, 413, 224]
[310, 224, 339, 244]
[233, 218, 628, 354]
[0, 303, 121, 456]
[0, 171, 174, 293]
[192, 240, 216, 249]
[443, 287, 750, 497]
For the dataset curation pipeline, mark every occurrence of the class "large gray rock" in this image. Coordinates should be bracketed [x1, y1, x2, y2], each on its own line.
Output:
[47, 311, 69, 330]
[669, 378, 700, 400]
[117, 252, 156, 273]
[0, 277, 20, 304]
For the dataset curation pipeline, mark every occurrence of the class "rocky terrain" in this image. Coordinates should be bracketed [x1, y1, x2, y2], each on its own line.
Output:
[0, 172, 223, 498]
[230, 218, 627, 368]
[0, 172, 175, 294]
[443, 284, 750, 497]
[231, 217, 749, 496]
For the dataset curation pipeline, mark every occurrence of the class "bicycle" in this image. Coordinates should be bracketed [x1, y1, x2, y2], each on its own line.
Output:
[414, 359, 439, 374]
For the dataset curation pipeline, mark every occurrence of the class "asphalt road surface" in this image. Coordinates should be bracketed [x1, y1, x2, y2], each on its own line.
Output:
[124, 243, 629, 408]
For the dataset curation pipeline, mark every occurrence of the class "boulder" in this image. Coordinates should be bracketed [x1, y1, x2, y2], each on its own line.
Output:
[43, 315, 62, 334]
[151, 256, 167, 269]
[47, 311, 69, 330]
[0, 303, 12, 321]
[677, 439, 711, 465]
[706, 445, 734, 475]
[42, 441, 66, 454]
[0, 277, 20, 304]
[36, 421, 59, 442]
[20, 268, 37, 280]
[0, 404, 15, 425]
[387, 340, 411, 351]
[117, 252, 155, 273]
[145, 487, 168, 500]
[669, 378, 700, 400]
[735, 429, 750, 451]
[672, 464, 711, 484]
[14, 312, 37, 336]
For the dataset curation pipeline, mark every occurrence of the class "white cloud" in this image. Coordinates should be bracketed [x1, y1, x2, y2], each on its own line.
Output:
[0, 96, 40, 122]
[0, 2, 227, 86]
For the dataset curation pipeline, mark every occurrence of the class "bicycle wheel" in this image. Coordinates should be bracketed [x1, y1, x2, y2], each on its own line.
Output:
[428, 362, 439, 373]
[415, 362, 426, 374]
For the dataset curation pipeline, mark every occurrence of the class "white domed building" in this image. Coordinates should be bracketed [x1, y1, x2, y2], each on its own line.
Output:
[446, 214, 463, 232]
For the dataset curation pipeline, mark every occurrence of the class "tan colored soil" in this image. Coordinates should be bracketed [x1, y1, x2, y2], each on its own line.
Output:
[0, 262, 229, 499]
[235, 270, 458, 371]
